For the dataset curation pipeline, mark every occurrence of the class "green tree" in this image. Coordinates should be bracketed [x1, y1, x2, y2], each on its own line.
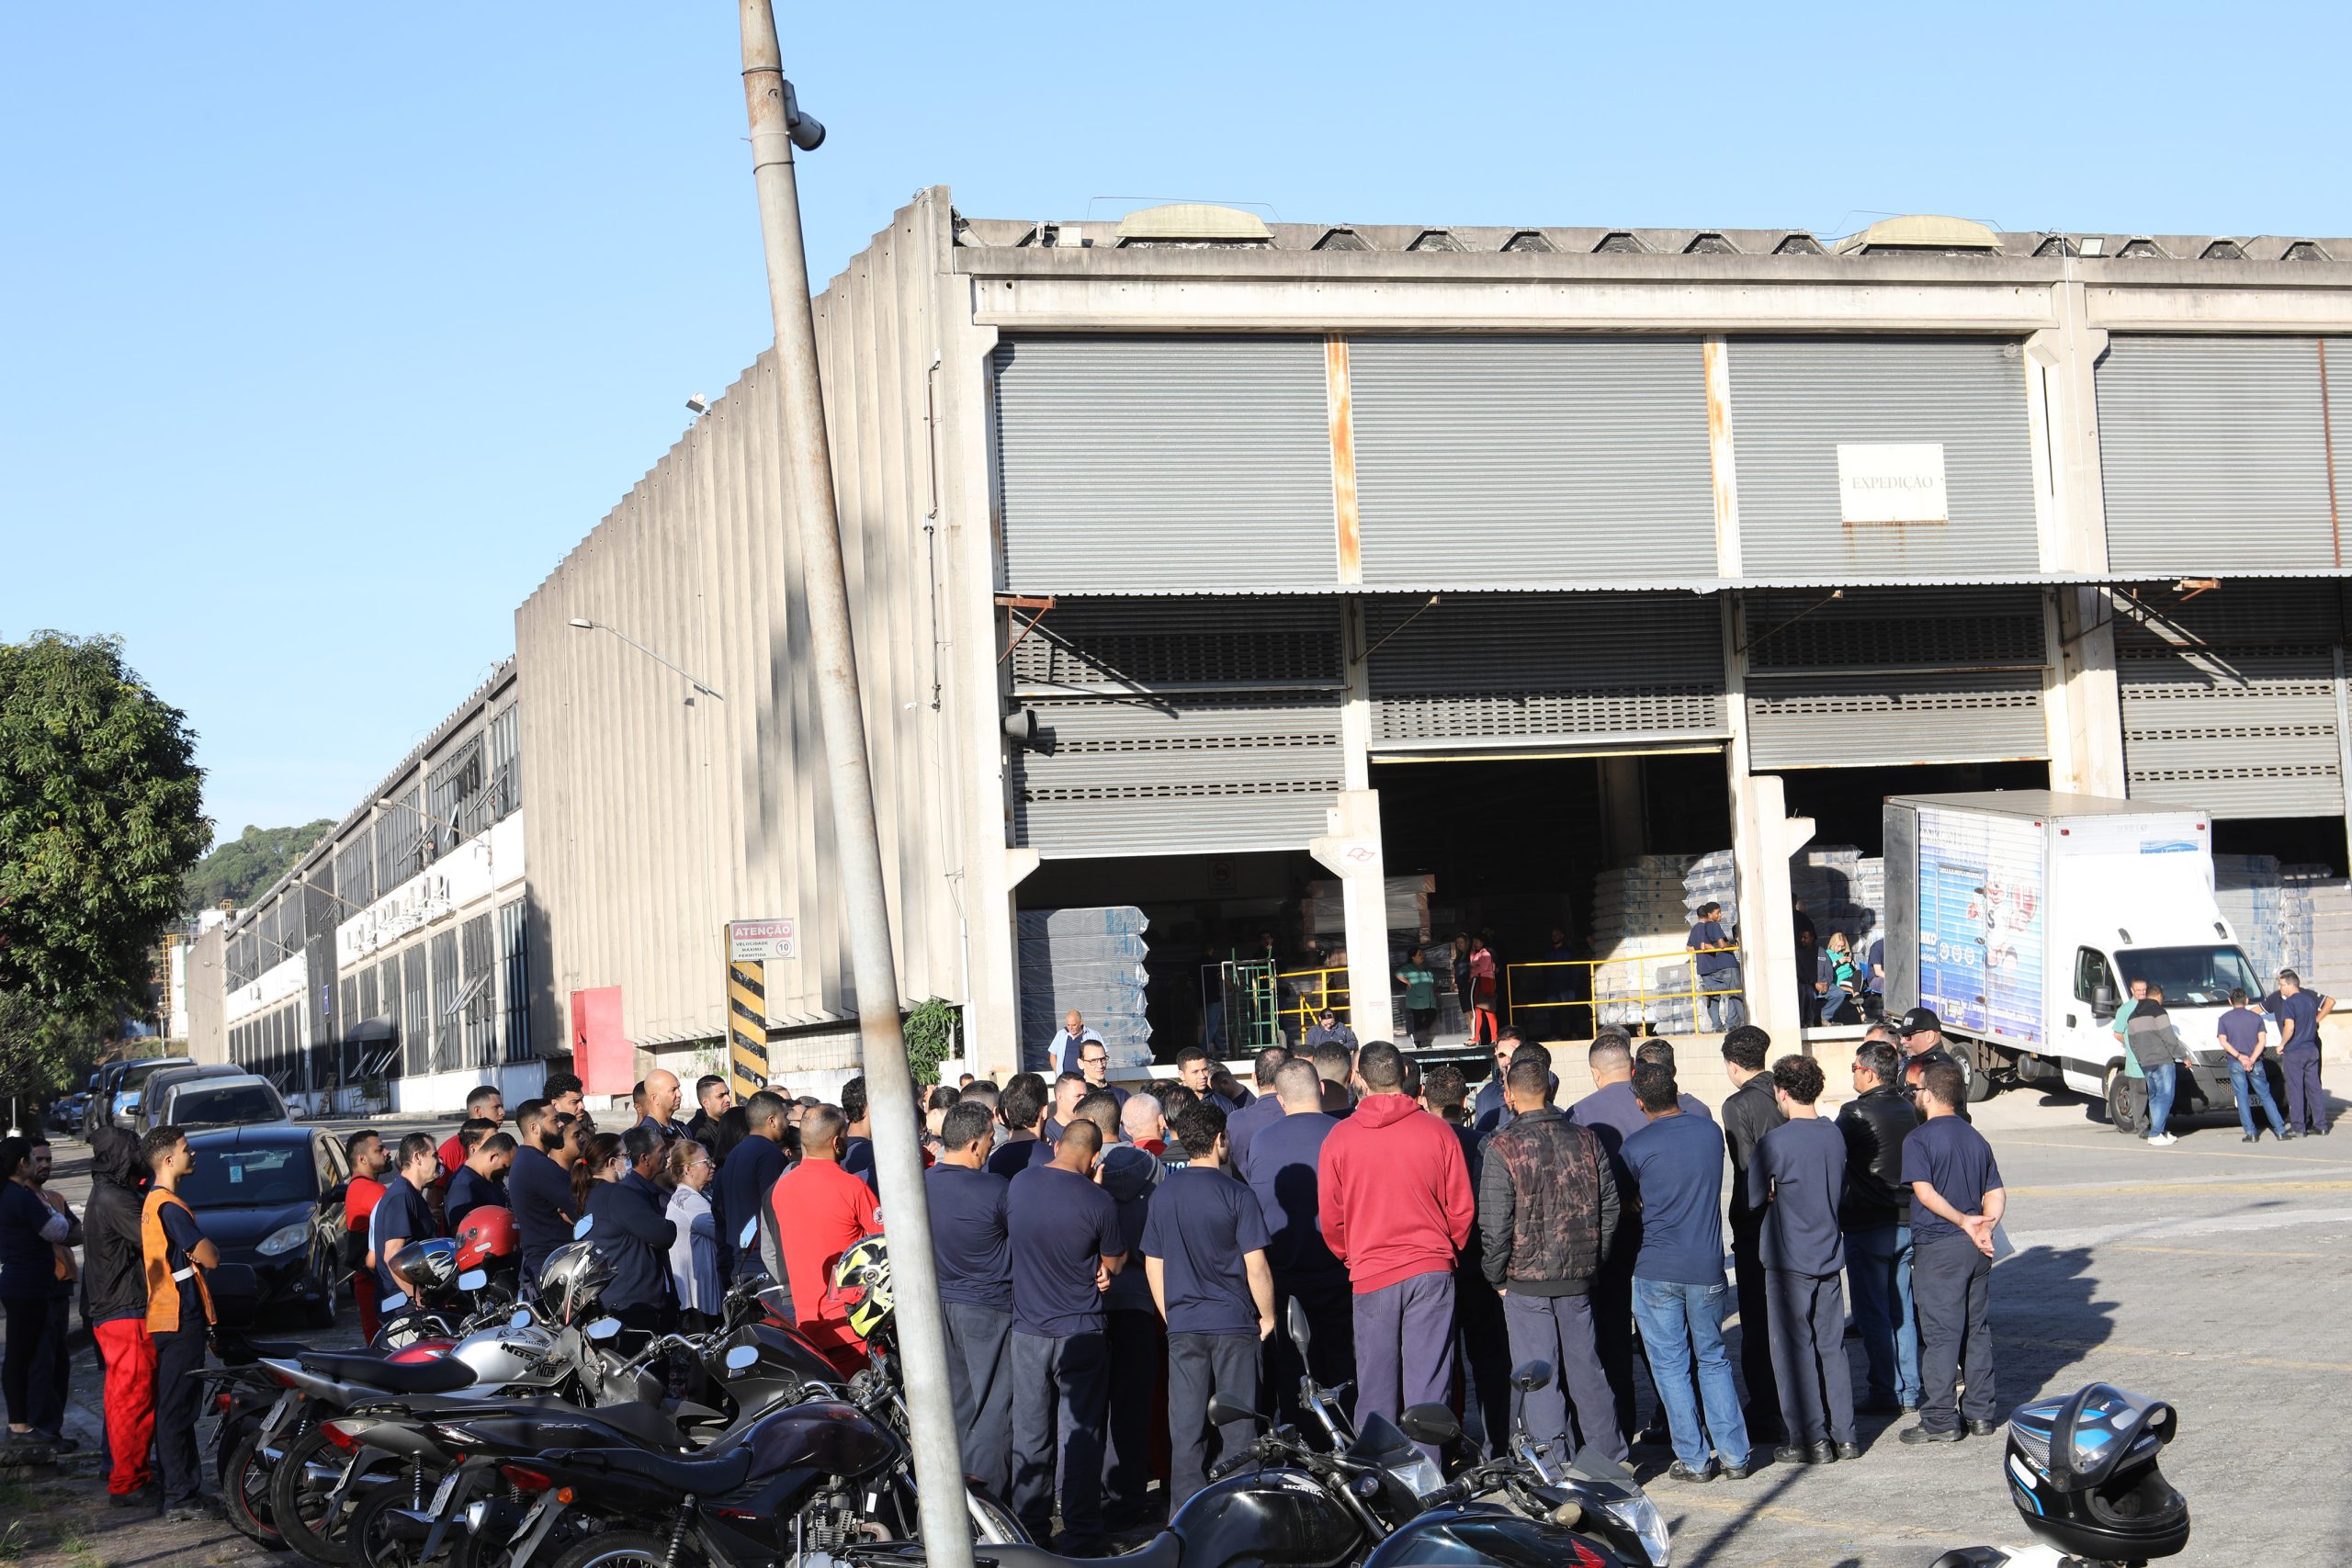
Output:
[182, 818, 334, 914]
[0, 632, 211, 1016]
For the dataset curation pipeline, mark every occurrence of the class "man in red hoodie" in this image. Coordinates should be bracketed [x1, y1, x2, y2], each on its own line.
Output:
[1317, 1041, 1474, 1439]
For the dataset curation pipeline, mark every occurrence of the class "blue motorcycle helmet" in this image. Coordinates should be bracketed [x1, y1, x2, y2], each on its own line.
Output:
[2003, 1382, 2188, 1562]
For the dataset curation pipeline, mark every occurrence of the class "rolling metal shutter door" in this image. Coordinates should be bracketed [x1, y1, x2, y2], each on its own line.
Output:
[1010, 598, 1344, 856]
[2119, 584, 2348, 818]
[1744, 588, 2048, 768]
[1730, 338, 2040, 578]
[991, 338, 1336, 593]
[2098, 335, 2349, 574]
[1364, 594, 1726, 751]
[1347, 338, 1716, 585]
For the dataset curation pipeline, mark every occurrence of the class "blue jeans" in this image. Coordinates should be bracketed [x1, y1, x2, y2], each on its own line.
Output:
[2229, 1056, 2286, 1137]
[1699, 964, 1745, 1032]
[1632, 1278, 1750, 1473]
[2145, 1061, 2177, 1136]
[1844, 1224, 1922, 1407]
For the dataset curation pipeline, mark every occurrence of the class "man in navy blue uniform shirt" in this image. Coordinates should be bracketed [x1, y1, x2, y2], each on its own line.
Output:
[988, 1077, 1057, 1180]
[1006, 1119, 1125, 1552]
[369, 1134, 441, 1315]
[2263, 969, 2335, 1136]
[508, 1101, 581, 1286]
[1143, 1100, 1273, 1508]
[1244, 1059, 1353, 1417]
[925, 1100, 1014, 1500]
[719, 1091, 795, 1282]
[1224, 1047, 1292, 1181]
[1747, 1055, 1855, 1465]
[447, 1131, 514, 1232]
[1899, 1063, 2006, 1445]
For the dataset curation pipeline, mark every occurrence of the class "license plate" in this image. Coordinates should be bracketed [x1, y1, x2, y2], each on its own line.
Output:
[429, 1468, 462, 1515]
[260, 1391, 297, 1439]
[510, 1496, 548, 1545]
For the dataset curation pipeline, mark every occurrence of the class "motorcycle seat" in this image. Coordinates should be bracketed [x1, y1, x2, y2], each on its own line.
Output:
[243, 1337, 333, 1359]
[979, 1538, 1185, 1568]
[300, 1350, 477, 1394]
[570, 1442, 755, 1497]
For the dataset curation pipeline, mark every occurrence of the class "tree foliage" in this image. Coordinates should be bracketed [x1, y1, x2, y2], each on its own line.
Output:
[182, 819, 334, 915]
[0, 632, 211, 1014]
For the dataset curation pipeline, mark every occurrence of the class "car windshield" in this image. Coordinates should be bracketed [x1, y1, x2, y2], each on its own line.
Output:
[119, 1061, 186, 1091]
[173, 1086, 282, 1126]
[181, 1145, 313, 1207]
[2118, 946, 2264, 1008]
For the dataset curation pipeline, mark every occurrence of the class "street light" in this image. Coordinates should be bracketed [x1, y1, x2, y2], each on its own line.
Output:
[567, 617, 724, 701]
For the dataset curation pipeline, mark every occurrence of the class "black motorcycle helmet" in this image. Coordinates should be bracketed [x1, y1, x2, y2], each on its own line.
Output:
[2004, 1382, 2188, 1562]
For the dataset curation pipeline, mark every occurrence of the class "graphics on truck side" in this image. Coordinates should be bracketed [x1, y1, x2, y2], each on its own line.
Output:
[1916, 807, 2046, 1047]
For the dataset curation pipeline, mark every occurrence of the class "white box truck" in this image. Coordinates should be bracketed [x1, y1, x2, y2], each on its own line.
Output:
[1883, 790, 2282, 1129]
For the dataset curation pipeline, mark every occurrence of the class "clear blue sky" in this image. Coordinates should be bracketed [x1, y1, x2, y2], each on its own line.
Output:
[5, 3, 2346, 842]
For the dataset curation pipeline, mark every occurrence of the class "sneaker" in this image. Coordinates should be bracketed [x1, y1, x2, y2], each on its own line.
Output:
[2281, 1130, 2300, 1141]
[1664, 1460, 1714, 1483]
[28, 1430, 76, 1453]
[107, 1486, 158, 1511]
[164, 1495, 220, 1524]
[2242, 1134, 2257, 1143]
[1897, 1424, 1962, 1445]
[2148, 1133, 2177, 1146]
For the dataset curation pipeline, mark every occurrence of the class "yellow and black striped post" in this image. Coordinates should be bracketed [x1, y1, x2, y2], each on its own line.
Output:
[728, 943, 769, 1100]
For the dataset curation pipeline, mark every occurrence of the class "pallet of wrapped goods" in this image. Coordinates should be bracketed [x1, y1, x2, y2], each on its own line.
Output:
[1017, 907, 1154, 1071]
[1303, 874, 1435, 942]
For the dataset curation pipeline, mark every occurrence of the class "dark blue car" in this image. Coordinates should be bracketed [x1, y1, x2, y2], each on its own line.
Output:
[181, 1124, 352, 1329]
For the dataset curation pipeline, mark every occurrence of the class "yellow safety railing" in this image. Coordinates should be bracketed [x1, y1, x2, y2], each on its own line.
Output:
[1506, 954, 1747, 1035]
[1274, 965, 1351, 1035]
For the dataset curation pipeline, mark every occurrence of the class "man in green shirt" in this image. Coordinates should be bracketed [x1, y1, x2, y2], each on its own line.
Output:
[2110, 977, 2148, 1133]
[1396, 947, 1441, 1049]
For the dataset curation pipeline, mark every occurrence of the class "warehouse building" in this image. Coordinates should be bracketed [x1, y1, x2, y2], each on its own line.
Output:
[198, 192, 2352, 1100]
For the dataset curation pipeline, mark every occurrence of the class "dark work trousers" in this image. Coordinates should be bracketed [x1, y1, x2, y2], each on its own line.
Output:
[2283, 1047, 2328, 1134]
[1453, 1271, 1513, 1457]
[1912, 1234, 1996, 1434]
[1268, 1270, 1355, 1423]
[1591, 1241, 1642, 1441]
[942, 1301, 1014, 1501]
[1727, 1214, 1782, 1440]
[1, 1295, 69, 1435]
[1166, 1330, 1260, 1509]
[1501, 1290, 1626, 1464]
[1012, 1327, 1112, 1550]
[153, 1327, 209, 1507]
[1764, 1269, 1856, 1447]
[1101, 1307, 1164, 1529]
[1351, 1271, 1456, 1459]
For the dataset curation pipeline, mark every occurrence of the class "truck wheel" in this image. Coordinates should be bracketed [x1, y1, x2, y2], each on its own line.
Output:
[2105, 1066, 2143, 1134]
[1962, 1041, 1999, 1103]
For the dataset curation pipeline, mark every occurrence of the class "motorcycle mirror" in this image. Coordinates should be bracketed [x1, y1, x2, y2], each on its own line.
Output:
[1205, 1394, 1266, 1430]
[1397, 1403, 1462, 1447]
[1286, 1297, 1312, 1357]
[724, 1344, 761, 1374]
[1510, 1359, 1554, 1394]
[739, 1217, 759, 1249]
[586, 1317, 622, 1342]
[510, 1308, 533, 1331]
[457, 1269, 488, 1292]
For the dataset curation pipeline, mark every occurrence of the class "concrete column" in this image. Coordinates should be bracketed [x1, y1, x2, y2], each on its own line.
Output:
[1729, 770, 1815, 1046]
[1340, 599, 1373, 792]
[1311, 789, 1394, 1043]
[2030, 281, 2127, 798]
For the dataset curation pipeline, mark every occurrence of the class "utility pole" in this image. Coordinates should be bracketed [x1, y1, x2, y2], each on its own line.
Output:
[732, 10, 975, 1568]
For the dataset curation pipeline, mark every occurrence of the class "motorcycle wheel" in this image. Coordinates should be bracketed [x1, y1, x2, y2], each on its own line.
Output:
[350, 1481, 476, 1568]
[221, 1430, 286, 1550]
[548, 1529, 688, 1568]
[270, 1425, 368, 1565]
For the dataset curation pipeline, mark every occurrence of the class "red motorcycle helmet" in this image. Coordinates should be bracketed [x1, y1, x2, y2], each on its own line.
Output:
[454, 1207, 518, 1271]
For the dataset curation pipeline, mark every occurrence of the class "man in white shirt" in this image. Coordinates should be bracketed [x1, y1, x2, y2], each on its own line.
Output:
[1046, 1010, 1104, 1077]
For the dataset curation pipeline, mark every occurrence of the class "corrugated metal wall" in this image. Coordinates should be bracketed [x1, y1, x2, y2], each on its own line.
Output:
[517, 195, 970, 1048]
[2098, 335, 2352, 574]
[1009, 597, 1343, 856]
[1744, 588, 2049, 768]
[1363, 593, 1726, 750]
[1729, 338, 2040, 578]
[1347, 337, 1716, 585]
[2118, 582, 2349, 818]
[991, 337, 1336, 593]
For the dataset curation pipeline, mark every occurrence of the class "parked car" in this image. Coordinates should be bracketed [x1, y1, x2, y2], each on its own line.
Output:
[44, 1094, 88, 1134]
[89, 1056, 195, 1133]
[137, 1066, 288, 1133]
[180, 1124, 350, 1328]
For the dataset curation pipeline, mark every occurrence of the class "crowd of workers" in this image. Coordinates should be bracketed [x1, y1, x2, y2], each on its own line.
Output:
[0, 1010, 2018, 1547]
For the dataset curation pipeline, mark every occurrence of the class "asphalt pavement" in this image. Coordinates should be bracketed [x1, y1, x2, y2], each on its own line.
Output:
[15, 1084, 2352, 1565]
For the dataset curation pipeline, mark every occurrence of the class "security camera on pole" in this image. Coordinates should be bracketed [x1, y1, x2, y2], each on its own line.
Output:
[729, 12, 975, 1568]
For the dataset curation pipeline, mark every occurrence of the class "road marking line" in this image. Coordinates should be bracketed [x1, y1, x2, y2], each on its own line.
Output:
[2005, 1179, 2352, 1197]
[2007, 1205, 2352, 1250]
[1992, 1136, 2352, 1167]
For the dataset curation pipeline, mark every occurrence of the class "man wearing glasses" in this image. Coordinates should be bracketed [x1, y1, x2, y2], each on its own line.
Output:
[1894, 1009, 1971, 1122]
[1075, 1041, 1128, 1118]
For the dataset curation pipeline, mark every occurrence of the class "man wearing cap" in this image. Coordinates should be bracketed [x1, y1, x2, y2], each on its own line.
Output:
[1895, 1009, 1971, 1122]
[1304, 1008, 1358, 1055]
